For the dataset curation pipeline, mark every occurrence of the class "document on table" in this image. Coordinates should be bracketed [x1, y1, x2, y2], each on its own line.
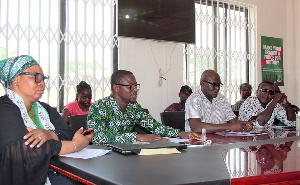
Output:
[164, 137, 206, 147]
[218, 131, 267, 136]
[139, 148, 181, 155]
[271, 126, 295, 130]
[60, 148, 110, 159]
[164, 137, 190, 143]
[224, 132, 257, 136]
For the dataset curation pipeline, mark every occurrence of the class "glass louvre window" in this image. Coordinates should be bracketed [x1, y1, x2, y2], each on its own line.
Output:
[0, 0, 117, 111]
[185, 0, 256, 105]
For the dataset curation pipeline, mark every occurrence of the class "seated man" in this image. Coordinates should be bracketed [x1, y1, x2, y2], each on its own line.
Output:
[164, 85, 192, 111]
[239, 81, 295, 127]
[185, 70, 252, 134]
[231, 83, 252, 111]
[87, 70, 200, 144]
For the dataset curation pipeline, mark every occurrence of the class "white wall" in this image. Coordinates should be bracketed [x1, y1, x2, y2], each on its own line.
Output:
[119, 38, 184, 121]
[237, 0, 300, 109]
[119, 0, 300, 121]
[292, 0, 300, 109]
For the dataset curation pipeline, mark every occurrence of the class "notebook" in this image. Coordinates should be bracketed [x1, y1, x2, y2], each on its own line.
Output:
[107, 140, 187, 155]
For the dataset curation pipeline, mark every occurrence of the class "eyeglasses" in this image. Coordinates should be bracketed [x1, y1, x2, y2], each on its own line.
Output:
[116, 84, 140, 91]
[203, 80, 223, 89]
[260, 88, 275, 95]
[19, 72, 49, 83]
[275, 90, 281, 94]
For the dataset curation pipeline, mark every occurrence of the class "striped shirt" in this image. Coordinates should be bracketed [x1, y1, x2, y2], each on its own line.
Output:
[185, 90, 236, 132]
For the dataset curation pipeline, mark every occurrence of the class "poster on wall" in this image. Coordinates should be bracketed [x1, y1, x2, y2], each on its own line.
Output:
[261, 36, 284, 86]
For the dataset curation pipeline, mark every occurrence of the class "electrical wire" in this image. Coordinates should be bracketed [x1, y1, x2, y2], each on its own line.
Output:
[150, 42, 177, 86]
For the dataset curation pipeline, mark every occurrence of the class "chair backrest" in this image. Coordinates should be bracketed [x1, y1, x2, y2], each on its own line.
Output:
[160, 111, 185, 131]
[68, 114, 88, 131]
[142, 108, 149, 114]
[233, 111, 239, 117]
[133, 124, 152, 134]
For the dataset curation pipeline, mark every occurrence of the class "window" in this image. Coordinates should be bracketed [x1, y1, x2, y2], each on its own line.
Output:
[185, 0, 256, 104]
[1, 0, 256, 108]
[0, 0, 117, 111]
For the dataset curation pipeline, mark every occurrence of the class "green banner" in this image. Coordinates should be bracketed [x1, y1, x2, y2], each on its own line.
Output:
[261, 36, 284, 86]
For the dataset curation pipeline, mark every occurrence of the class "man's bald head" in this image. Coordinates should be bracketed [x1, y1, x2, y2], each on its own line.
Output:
[200, 70, 222, 102]
[200, 70, 220, 82]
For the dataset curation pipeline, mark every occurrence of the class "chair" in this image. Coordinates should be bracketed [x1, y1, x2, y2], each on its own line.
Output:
[233, 111, 239, 117]
[160, 111, 185, 131]
[142, 108, 149, 114]
[68, 114, 88, 131]
[133, 124, 152, 134]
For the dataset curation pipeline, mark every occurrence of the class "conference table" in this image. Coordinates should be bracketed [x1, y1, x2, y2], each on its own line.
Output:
[50, 127, 300, 185]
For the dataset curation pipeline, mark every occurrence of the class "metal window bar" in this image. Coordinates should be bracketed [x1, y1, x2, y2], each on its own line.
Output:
[0, 0, 117, 111]
[187, 0, 256, 105]
[1, 0, 255, 109]
[224, 148, 248, 178]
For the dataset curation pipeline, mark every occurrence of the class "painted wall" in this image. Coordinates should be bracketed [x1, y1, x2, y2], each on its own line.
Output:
[119, 0, 300, 122]
[237, 0, 300, 110]
[119, 38, 184, 121]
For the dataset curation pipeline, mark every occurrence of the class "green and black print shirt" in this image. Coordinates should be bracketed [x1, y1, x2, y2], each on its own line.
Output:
[87, 94, 180, 144]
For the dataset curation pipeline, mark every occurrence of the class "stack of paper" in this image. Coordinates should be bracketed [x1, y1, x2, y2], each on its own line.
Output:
[60, 148, 110, 159]
[139, 148, 181, 155]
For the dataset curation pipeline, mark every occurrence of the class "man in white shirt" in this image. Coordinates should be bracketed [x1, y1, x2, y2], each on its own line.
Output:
[185, 70, 252, 133]
[238, 81, 295, 127]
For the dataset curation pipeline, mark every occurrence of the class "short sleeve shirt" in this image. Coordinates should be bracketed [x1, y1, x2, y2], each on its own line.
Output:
[64, 100, 93, 115]
[238, 96, 294, 127]
[185, 90, 236, 132]
[164, 103, 184, 111]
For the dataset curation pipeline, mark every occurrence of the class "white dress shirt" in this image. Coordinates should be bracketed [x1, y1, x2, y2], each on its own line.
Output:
[185, 89, 236, 132]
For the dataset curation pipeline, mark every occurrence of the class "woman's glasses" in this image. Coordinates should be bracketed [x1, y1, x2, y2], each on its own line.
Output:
[19, 72, 49, 83]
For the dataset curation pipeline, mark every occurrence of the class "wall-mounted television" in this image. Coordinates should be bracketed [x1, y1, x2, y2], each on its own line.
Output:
[118, 0, 195, 44]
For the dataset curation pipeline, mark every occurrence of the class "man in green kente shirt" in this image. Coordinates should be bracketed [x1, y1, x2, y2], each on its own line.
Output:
[87, 70, 200, 144]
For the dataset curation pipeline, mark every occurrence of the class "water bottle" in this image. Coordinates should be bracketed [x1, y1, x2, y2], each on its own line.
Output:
[296, 112, 300, 136]
[201, 128, 207, 142]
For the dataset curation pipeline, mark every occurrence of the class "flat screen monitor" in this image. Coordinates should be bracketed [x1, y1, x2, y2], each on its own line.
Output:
[118, 0, 195, 44]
